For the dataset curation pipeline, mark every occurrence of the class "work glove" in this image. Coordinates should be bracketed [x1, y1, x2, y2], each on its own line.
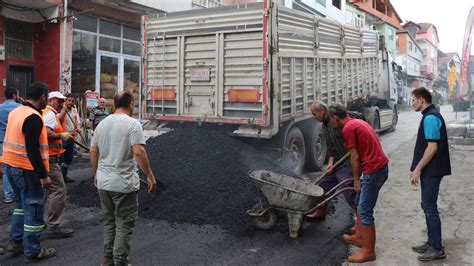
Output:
[60, 132, 73, 141]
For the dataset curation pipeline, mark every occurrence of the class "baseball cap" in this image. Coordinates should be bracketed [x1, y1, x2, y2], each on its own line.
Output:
[48, 91, 66, 100]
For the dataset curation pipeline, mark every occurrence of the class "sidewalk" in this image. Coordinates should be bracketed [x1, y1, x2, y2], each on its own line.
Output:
[346, 125, 474, 264]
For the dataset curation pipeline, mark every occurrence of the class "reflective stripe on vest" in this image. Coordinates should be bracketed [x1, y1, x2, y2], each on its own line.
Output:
[43, 107, 65, 156]
[1, 105, 50, 172]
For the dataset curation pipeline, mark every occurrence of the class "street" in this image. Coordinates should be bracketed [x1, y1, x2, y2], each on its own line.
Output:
[0, 105, 472, 265]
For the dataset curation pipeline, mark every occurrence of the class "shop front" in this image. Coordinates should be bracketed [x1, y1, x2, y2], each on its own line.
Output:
[71, 14, 141, 115]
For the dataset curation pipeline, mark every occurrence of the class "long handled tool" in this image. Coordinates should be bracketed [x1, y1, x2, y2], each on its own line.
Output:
[313, 151, 351, 185]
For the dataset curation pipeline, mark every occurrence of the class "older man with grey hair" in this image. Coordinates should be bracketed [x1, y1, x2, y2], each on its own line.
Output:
[308, 101, 356, 221]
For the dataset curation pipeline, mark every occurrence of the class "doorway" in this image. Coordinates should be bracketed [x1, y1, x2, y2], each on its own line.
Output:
[95, 51, 140, 117]
[7, 65, 35, 98]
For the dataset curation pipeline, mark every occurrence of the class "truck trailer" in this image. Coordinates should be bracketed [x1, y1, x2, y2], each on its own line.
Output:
[140, 1, 399, 174]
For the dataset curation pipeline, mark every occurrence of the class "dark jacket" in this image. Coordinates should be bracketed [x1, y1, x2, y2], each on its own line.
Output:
[410, 105, 451, 177]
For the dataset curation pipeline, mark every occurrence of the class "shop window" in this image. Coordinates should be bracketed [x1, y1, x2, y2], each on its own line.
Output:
[99, 36, 121, 53]
[74, 14, 97, 33]
[123, 25, 140, 41]
[5, 19, 33, 60]
[71, 31, 97, 93]
[100, 19, 121, 37]
[123, 41, 141, 56]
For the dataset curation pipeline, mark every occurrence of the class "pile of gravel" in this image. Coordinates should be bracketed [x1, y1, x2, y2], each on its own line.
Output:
[70, 125, 295, 235]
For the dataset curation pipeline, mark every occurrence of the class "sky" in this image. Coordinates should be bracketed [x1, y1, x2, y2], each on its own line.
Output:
[390, 0, 473, 56]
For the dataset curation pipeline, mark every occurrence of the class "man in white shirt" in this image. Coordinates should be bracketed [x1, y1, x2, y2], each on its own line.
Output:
[90, 91, 156, 266]
[42, 92, 74, 238]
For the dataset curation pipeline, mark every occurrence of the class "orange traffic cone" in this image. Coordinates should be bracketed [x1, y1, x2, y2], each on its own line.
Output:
[347, 224, 376, 263]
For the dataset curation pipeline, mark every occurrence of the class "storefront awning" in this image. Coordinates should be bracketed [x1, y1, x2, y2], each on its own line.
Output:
[1, 0, 60, 23]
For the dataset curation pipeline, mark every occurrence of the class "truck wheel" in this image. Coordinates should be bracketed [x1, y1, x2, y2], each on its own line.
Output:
[282, 127, 305, 174]
[371, 112, 380, 132]
[388, 109, 398, 132]
[304, 123, 327, 171]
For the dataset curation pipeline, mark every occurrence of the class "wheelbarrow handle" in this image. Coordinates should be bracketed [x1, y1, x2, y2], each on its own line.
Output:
[304, 187, 355, 215]
[313, 151, 351, 185]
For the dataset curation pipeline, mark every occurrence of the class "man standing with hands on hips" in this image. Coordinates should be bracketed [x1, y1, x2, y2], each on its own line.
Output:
[328, 102, 389, 263]
[410, 87, 451, 262]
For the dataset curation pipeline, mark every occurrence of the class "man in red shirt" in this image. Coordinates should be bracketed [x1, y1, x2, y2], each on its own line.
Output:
[329, 103, 389, 263]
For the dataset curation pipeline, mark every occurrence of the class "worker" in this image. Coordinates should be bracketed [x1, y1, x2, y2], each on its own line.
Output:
[307, 101, 356, 220]
[328, 102, 389, 263]
[409, 87, 451, 261]
[2, 82, 56, 262]
[0, 87, 21, 203]
[431, 85, 442, 112]
[90, 91, 156, 266]
[89, 97, 109, 130]
[42, 91, 75, 238]
[59, 93, 81, 183]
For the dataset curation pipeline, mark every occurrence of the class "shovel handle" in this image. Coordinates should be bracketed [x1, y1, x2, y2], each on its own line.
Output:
[313, 151, 351, 185]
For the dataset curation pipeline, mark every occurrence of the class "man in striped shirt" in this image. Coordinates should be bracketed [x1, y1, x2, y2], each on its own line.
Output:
[307, 101, 356, 220]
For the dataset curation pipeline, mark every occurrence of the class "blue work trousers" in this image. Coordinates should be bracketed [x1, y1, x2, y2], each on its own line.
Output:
[355, 164, 388, 225]
[6, 165, 46, 257]
[3, 163, 15, 201]
[60, 140, 75, 178]
[421, 175, 443, 250]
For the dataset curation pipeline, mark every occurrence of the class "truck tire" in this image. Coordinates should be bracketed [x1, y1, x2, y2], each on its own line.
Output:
[388, 108, 398, 132]
[304, 123, 327, 171]
[281, 127, 305, 175]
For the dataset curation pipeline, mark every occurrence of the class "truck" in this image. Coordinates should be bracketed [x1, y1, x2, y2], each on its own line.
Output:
[140, 1, 399, 174]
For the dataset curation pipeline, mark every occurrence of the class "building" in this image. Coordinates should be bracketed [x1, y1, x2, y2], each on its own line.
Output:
[348, 0, 402, 59]
[403, 21, 440, 83]
[0, 0, 65, 101]
[137, 0, 224, 12]
[68, 0, 163, 114]
[396, 29, 423, 103]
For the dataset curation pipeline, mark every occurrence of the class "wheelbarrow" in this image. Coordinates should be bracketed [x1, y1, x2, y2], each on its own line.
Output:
[247, 169, 354, 238]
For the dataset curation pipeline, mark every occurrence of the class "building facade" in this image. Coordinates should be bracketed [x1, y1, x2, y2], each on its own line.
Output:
[0, 0, 65, 101]
[403, 21, 440, 83]
[348, 0, 402, 59]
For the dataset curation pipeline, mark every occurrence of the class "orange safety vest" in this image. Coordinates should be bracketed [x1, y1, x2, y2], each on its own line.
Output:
[43, 106, 65, 156]
[1, 105, 50, 172]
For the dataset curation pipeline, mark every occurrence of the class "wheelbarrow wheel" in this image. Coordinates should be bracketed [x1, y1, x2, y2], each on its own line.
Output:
[250, 203, 278, 230]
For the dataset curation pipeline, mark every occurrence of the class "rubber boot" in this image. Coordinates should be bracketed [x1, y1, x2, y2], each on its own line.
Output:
[306, 204, 328, 220]
[348, 224, 376, 263]
[343, 211, 362, 247]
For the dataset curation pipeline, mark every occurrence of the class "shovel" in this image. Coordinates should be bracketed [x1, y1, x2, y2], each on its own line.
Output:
[312, 151, 351, 185]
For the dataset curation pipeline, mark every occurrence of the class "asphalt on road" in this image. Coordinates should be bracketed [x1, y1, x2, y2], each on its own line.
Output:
[0, 105, 467, 265]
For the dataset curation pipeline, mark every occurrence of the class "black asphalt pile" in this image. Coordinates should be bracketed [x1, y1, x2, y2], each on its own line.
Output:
[70, 125, 296, 235]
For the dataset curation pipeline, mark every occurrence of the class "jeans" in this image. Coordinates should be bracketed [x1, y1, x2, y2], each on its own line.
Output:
[6, 165, 46, 257]
[99, 190, 138, 265]
[355, 164, 388, 225]
[60, 140, 75, 178]
[3, 163, 15, 201]
[318, 165, 356, 209]
[421, 175, 443, 250]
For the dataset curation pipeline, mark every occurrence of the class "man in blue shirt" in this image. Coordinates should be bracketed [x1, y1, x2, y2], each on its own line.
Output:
[0, 87, 21, 203]
[410, 87, 451, 262]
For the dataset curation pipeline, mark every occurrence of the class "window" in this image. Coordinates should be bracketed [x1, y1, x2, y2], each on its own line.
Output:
[74, 14, 97, 33]
[5, 19, 33, 60]
[71, 31, 97, 93]
[409, 42, 413, 51]
[100, 19, 121, 37]
[332, 0, 341, 9]
[388, 28, 394, 40]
